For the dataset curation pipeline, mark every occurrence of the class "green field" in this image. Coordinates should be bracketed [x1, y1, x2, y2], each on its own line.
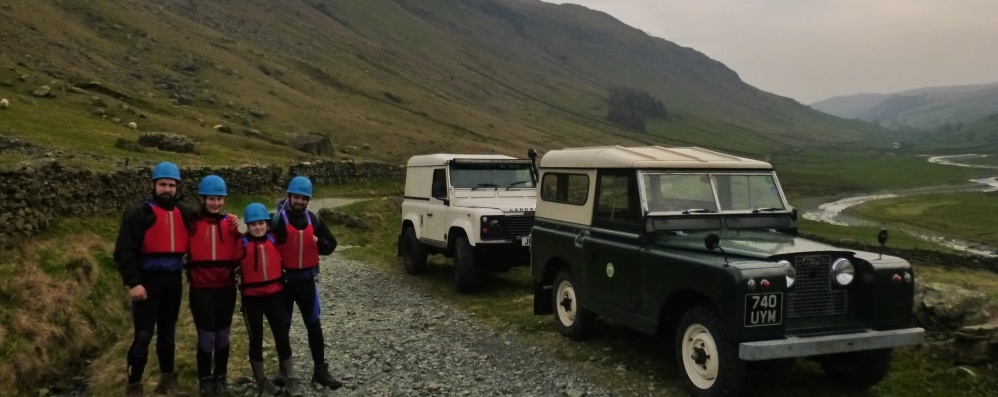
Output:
[846, 191, 998, 248]
[772, 147, 990, 198]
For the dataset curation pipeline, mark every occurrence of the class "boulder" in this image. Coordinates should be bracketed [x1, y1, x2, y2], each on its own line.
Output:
[318, 208, 367, 230]
[289, 133, 332, 156]
[913, 279, 992, 334]
[32, 85, 52, 97]
[137, 132, 198, 154]
[114, 138, 145, 153]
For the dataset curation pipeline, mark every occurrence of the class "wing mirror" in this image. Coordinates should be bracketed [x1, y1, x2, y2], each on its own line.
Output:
[705, 232, 729, 266]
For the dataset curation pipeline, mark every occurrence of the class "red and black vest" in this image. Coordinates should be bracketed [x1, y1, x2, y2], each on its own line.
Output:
[276, 210, 320, 270]
[187, 215, 238, 288]
[141, 202, 189, 271]
[239, 234, 284, 297]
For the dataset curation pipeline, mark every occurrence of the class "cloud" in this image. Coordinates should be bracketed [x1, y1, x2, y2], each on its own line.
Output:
[545, 0, 998, 102]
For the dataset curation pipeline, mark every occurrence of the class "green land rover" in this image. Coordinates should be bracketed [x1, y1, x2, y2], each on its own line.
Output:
[530, 146, 924, 397]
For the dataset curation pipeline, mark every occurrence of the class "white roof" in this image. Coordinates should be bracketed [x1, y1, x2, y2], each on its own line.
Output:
[406, 154, 518, 167]
[539, 146, 772, 169]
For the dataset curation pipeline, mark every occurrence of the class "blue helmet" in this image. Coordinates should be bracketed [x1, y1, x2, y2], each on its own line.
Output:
[198, 175, 227, 196]
[244, 203, 270, 223]
[151, 162, 181, 182]
[287, 176, 313, 197]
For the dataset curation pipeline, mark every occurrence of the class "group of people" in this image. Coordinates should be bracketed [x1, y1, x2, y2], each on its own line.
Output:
[113, 162, 344, 397]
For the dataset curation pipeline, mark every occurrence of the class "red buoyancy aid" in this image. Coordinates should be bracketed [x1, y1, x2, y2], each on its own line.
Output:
[276, 210, 320, 270]
[143, 203, 189, 255]
[239, 234, 284, 297]
[187, 215, 238, 288]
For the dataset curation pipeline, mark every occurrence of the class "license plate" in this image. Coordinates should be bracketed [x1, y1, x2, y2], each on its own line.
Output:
[521, 236, 532, 246]
[744, 292, 782, 327]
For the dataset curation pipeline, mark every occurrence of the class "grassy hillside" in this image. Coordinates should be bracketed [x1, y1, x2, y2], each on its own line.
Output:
[0, 0, 882, 171]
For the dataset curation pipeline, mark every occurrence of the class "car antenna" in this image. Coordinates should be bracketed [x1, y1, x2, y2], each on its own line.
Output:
[527, 148, 538, 182]
[705, 232, 728, 266]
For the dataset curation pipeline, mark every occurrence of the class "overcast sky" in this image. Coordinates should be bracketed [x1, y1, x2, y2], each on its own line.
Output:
[543, 0, 998, 103]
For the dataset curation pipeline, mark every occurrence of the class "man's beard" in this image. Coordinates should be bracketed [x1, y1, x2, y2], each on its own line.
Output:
[291, 202, 306, 212]
[153, 192, 177, 209]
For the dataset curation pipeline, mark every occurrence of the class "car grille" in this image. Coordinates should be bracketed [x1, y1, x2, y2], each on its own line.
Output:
[786, 255, 848, 318]
[505, 215, 535, 237]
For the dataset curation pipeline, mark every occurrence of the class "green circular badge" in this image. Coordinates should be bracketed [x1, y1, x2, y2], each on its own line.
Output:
[606, 263, 615, 278]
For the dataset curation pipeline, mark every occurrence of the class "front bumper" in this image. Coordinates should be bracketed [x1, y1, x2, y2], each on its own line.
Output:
[739, 327, 925, 361]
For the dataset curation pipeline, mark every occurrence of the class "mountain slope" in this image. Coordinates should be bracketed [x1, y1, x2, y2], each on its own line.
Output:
[810, 83, 998, 131]
[0, 0, 880, 168]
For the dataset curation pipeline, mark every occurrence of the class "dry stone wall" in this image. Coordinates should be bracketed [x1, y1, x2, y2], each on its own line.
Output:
[0, 160, 403, 247]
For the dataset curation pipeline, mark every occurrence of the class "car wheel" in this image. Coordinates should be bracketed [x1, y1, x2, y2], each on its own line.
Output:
[401, 226, 428, 275]
[553, 269, 594, 339]
[675, 306, 745, 397]
[453, 235, 481, 293]
[820, 349, 892, 390]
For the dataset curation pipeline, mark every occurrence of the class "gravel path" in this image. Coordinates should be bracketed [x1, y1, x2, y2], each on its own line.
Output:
[226, 253, 615, 397]
[229, 199, 615, 397]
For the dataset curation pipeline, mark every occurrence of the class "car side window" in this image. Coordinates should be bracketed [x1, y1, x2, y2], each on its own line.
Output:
[594, 170, 640, 229]
[541, 173, 589, 205]
[431, 168, 447, 198]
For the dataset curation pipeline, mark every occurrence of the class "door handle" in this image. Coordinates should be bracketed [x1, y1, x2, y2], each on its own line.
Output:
[427, 213, 433, 217]
[574, 230, 589, 248]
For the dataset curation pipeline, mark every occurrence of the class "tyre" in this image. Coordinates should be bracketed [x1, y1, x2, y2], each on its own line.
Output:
[675, 306, 745, 397]
[453, 235, 481, 293]
[400, 226, 428, 275]
[553, 269, 594, 339]
[820, 348, 892, 390]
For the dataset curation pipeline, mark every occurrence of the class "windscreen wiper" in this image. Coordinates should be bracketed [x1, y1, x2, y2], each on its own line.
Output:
[751, 207, 782, 213]
[471, 183, 499, 191]
[682, 208, 717, 214]
[506, 180, 531, 190]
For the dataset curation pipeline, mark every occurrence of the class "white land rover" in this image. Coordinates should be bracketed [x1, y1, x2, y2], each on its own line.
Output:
[398, 152, 538, 292]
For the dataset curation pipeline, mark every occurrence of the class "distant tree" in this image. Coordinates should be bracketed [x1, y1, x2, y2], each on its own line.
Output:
[605, 85, 667, 131]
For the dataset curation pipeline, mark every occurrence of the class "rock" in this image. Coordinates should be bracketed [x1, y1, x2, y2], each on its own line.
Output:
[318, 208, 367, 229]
[289, 133, 332, 156]
[32, 85, 52, 97]
[114, 138, 145, 153]
[91, 96, 107, 107]
[914, 280, 992, 334]
[136, 132, 198, 154]
[214, 124, 232, 133]
[249, 108, 266, 118]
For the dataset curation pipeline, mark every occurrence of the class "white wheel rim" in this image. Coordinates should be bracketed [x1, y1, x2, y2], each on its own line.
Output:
[555, 280, 577, 326]
[681, 323, 719, 389]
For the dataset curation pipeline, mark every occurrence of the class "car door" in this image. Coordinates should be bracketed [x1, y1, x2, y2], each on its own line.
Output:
[585, 170, 645, 315]
[422, 167, 449, 244]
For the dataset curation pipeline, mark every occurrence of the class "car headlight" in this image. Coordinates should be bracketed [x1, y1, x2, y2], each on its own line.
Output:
[831, 258, 854, 286]
[480, 216, 504, 238]
[778, 260, 795, 288]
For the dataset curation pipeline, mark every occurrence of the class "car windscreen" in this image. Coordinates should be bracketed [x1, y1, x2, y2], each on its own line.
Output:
[642, 172, 786, 214]
[449, 161, 536, 189]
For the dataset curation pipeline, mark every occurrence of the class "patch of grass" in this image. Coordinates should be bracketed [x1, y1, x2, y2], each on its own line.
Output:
[0, 216, 128, 397]
[774, 148, 989, 198]
[846, 191, 998, 248]
[796, 218, 954, 252]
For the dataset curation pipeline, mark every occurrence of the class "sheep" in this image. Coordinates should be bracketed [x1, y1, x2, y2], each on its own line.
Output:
[0, 98, 8, 109]
[127, 122, 137, 129]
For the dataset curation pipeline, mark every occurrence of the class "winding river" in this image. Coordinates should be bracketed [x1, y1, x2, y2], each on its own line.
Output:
[801, 154, 997, 258]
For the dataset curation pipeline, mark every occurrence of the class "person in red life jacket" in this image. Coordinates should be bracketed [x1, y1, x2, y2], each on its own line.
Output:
[270, 176, 343, 390]
[237, 203, 301, 397]
[186, 175, 240, 397]
[113, 162, 194, 397]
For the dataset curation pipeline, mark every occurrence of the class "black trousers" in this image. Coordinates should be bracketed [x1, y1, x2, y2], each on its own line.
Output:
[282, 279, 327, 367]
[190, 285, 236, 379]
[241, 293, 292, 362]
[127, 271, 183, 384]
